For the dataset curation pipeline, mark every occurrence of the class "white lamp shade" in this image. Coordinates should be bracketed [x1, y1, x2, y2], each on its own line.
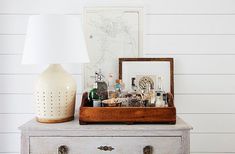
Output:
[22, 14, 89, 64]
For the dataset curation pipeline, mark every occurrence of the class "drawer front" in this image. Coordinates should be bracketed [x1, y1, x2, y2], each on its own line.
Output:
[30, 137, 182, 154]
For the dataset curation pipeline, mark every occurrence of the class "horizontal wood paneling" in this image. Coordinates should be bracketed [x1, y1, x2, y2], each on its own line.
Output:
[146, 15, 235, 34]
[0, 75, 83, 94]
[0, 94, 81, 113]
[0, 152, 20, 154]
[0, 0, 83, 14]
[0, 94, 34, 113]
[0, 35, 24, 54]
[179, 114, 235, 133]
[3, 35, 235, 55]
[0, 114, 33, 132]
[175, 75, 235, 94]
[0, 55, 82, 74]
[0, 75, 234, 94]
[0, 15, 29, 34]
[175, 95, 235, 114]
[146, 55, 235, 74]
[146, 0, 235, 14]
[0, 0, 144, 14]
[0, 133, 20, 153]
[191, 134, 235, 153]
[2, 15, 235, 35]
[2, 55, 235, 75]
[0, 15, 80, 34]
[1, 0, 235, 14]
[0, 153, 19, 154]
[145, 35, 235, 54]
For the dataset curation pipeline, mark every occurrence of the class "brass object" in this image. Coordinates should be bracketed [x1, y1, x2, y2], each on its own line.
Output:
[143, 145, 153, 154]
[58, 145, 68, 154]
[97, 145, 114, 151]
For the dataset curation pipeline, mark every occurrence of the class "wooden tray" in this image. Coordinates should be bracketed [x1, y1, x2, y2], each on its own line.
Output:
[79, 58, 176, 124]
[79, 92, 176, 125]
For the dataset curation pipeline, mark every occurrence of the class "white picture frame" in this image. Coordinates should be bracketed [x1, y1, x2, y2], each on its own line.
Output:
[83, 7, 143, 89]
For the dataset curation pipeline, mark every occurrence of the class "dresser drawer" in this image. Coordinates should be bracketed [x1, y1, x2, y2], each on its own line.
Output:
[30, 136, 182, 154]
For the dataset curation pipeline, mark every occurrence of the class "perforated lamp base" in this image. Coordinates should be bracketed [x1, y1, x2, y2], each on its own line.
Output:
[34, 64, 77, 123]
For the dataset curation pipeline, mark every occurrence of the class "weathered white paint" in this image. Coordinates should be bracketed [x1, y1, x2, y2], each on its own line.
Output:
[20, 117, 191, 154]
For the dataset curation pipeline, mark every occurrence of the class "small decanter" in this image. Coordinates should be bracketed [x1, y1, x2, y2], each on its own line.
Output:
[95, 69, 108, 100]
[155, 92, 164, 107]
[156, 76, 165, 103]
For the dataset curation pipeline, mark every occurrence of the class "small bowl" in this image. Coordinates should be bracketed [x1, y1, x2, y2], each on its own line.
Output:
[102, 102, 122, 107]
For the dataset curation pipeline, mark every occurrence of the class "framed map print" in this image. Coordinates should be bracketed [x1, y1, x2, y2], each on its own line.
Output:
[83, 7, 143, 89]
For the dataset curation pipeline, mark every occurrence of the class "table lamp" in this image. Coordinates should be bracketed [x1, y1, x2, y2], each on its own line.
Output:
[22, 15, 89, 123]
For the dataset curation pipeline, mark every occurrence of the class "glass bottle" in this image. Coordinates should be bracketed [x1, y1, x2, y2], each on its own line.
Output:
[156, 76, 164, 94]
[95, 69, 108, 100]
[156, 76, 165, 102]
[149, 85, 156, 106]
[107, 73, 114, 98]
[163, 93, 168, 107]
[131, 77, 138, 92]
[155, 92, 163, 107]
[89, 82, 101, 107]
[115, 79, 123, 97]
[142, 83, 154, 107]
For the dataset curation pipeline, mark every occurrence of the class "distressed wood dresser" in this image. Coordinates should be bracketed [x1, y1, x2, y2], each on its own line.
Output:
[19, 117, 192, 154]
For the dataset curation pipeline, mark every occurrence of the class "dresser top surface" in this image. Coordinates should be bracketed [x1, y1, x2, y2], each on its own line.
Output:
[19, 116, 192, 132]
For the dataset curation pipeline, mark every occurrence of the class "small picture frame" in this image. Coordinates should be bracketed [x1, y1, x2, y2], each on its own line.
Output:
[119, 58, 174, 95]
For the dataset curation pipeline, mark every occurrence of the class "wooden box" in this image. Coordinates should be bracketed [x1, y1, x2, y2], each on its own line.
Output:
[79, 92, 176, 124]
[79, 58, 176, 124]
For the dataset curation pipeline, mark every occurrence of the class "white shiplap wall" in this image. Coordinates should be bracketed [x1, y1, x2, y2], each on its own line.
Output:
[0, 0, 235, 153]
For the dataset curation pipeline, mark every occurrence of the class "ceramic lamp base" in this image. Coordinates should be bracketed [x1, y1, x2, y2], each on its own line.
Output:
[35, 64, 77, 123]
[36, 116, 74, 123]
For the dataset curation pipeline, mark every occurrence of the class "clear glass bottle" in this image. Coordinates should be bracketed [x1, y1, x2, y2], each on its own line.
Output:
[156, 76, 165, 103]
[155, 92, 163, 107]
[149, 87, 156, 106]
[143, 83, 155, 107]
[156, 76, 165, 94]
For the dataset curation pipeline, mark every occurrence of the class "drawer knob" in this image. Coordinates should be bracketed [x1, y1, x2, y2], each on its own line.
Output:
[97, 145, 114, 151]
[58, 145, 68, 154]
[143, 145, 153, 154]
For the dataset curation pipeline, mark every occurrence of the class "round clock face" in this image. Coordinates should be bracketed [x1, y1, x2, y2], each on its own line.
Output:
[138, 76, 154, 90]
